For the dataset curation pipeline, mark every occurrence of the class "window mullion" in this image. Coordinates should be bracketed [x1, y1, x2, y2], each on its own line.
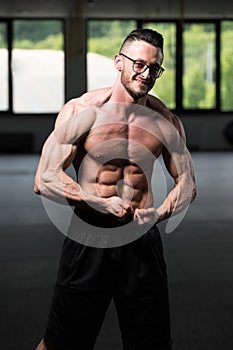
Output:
[7, 20, 13, 112]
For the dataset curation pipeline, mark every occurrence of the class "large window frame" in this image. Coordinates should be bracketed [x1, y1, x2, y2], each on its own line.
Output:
[86, 18, 233, 114]
[1, 18, 233, 115]
[0, 18, 66, 116]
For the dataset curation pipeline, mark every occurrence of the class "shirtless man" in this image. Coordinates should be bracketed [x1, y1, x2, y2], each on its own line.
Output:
[35, 29, 196, 350]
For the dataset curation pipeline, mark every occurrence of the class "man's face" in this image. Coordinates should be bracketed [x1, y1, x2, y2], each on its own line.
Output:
[120, 40, 163, 99]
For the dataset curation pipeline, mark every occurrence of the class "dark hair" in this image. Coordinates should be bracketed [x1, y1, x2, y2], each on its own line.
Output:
[119, 28, 164, 54]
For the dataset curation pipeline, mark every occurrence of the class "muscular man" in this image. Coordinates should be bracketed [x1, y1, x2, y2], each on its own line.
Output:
[35, 29, 196, 350]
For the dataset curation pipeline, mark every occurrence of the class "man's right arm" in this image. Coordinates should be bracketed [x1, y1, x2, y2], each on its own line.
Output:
[34, 100, 95, 205]
[34, 100, 132, 219]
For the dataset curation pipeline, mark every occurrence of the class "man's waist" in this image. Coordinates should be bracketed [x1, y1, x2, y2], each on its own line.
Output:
[73, 204, 134, 228]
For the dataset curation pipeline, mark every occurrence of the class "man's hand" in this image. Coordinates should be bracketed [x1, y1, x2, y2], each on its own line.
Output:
[105, 196, 134, 219]
[134, 207, 159, 225]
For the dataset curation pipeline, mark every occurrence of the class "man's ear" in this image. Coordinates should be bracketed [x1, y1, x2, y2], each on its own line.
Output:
[114, 54, 123, 71]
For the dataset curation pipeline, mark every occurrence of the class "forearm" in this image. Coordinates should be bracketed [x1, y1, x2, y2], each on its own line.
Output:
[156, 174, 195, 223]
[34, 135, 101, 207]
[39, 170, 133, 220]
[38, 169, 108, 211]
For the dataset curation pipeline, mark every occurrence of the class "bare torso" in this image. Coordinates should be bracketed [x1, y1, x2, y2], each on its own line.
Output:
[72, 101, 165, 210]
[35, 87, 196, 224]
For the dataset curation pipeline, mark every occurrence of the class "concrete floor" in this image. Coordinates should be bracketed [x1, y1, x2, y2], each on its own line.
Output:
[0, 152, 232, 350]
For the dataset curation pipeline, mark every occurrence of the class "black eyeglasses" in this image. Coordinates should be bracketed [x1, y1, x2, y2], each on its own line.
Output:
[120, 53, 165, 78]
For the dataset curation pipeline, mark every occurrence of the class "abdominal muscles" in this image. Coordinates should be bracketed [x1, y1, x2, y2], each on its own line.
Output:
[95, 161, 152, 209]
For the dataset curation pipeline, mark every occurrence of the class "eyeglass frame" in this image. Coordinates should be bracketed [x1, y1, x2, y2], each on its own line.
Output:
[119, 52, 165, 78]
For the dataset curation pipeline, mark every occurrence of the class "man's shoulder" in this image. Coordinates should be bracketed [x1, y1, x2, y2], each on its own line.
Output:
[147, 94, 171, 117]
[69, 87, 112, 111]
[147, 94, 186, 139]
[54, 88, 112, 128]
[146, 94, 182, 125]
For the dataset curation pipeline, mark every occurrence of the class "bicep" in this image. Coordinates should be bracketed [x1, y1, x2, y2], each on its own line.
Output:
[161, 114, 189, 183]
[162, 147, 179, 183]
[34, 134, 78, 191]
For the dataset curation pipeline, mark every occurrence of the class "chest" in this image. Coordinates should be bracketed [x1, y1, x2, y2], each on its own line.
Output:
[84, 121, 163, 165]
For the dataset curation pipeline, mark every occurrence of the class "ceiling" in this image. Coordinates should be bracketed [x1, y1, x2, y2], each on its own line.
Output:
[0, 0, 233, 19]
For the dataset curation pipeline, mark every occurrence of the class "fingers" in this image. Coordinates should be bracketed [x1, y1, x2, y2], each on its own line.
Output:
[134, 208, 159, 225]
[117, 205, 134, 221]
[108, 196, 133, 219]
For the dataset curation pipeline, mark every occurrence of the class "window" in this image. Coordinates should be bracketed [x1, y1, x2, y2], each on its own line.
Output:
[1, 19, 65, 114]
[87, 19, 233, 113]
[183, 23, 216, 109]
[221, 21, 233, 111]
[12, 20, 65, 113]
[0, 22, 8, 111]
[143, 22, 176, 109]
[87, 20, 136, 91]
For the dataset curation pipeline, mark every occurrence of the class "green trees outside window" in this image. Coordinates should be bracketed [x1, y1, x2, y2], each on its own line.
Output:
[143, 22, 176, 109]
[87, 19, 233, 112]
[221, 21, 233, 111]
[87, 20, 136, 91]
[0, 20, 64, 113]
[183, 23, 216, 109]
[1, 19, 233, 113]
[12, 20, 64, 113]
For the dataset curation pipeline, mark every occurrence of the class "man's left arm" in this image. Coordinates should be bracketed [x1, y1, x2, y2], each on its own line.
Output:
[134, 114, 196, 225]
[155, 114, 196, 222]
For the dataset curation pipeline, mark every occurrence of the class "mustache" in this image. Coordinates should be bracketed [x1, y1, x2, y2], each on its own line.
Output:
[133, 74, 154, 85]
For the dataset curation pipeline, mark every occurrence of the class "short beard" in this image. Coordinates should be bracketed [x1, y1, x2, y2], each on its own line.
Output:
[124, 85, 148, 99]
[121, 74, 154, 100]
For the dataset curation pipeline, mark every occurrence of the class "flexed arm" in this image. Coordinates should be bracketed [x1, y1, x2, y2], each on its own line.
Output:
[134, 112, 196, 226]
[34, 134, 88, 205]
[34, 102, 132, 219]
[156, 114, 196, 222]
[34, 101, 95, 205]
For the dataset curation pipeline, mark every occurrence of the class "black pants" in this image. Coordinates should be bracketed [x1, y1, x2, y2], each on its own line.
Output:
[44, 225, 172, 350]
